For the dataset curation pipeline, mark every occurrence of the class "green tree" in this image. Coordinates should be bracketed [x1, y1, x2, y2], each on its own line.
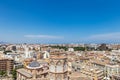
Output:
[11, 69, 17, 80]
[3, 50, 12, 54]
[74, 47, 85, 51]
[50, 46, 68, 51]
[0, 70, 7, 80]
[0, 70, 6, 76]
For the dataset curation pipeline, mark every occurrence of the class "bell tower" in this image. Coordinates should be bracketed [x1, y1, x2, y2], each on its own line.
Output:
[49, 51, 68, 80]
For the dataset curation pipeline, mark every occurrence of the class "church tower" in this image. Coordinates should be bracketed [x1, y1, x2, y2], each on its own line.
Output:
[49, 51, 68, 80]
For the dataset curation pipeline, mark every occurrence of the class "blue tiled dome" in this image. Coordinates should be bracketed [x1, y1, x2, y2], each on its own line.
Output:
[28, 61, 40, 67]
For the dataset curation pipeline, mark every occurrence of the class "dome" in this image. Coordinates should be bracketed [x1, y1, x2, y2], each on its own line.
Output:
[28, 61, 40, 67]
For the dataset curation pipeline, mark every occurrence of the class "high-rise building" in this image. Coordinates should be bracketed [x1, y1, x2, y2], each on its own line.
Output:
[0, 58, 14, 75]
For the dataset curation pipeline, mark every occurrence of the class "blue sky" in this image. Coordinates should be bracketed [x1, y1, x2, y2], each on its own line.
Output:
[0, 0, 120, 43]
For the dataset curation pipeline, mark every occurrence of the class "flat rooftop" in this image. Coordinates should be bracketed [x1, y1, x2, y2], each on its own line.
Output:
[17, 68, 32, 78]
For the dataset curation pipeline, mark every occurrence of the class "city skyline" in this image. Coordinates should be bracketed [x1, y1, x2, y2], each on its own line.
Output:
[0, 0, 120, 43]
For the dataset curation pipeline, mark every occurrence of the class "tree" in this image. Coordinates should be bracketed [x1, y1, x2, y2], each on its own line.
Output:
[50, 46, 68, 51]
[3, 50, 12, 54]
[11, 69, 17, 80]
[74, 47, 85, 51]
[0, 70, 7, 80]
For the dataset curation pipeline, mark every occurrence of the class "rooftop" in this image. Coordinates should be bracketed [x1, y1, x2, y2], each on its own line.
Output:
[17, 69, 32, 78]
[28, 60, 40, 68]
